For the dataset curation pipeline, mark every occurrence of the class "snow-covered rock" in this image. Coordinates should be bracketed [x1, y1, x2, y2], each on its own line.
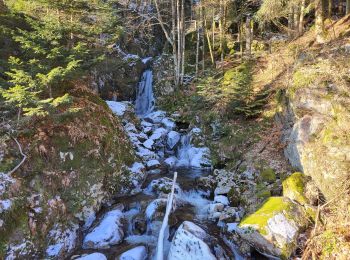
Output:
[136, 147, 158, 161]
[143, 139, 154, 150]
[168, 221, 216, 260]
[45, 223, 79, 258]
[167, 131, 181, 150]
[213, 169, 237, 195]
[144, 111, 166, 124]
[143, 126, 153, 135]
[162, 117, 176, 130]
[83, 209, 124, 249]
[164, 157, 178, 168]
[147, 177, 181, 195]
[125, 122, 138, 133]
[76, 253, 107, 260]
[106, 101, 127, 116]
[177, 147, 211, 168]
[146, 159, 161, 170]
[214, 195, 229, 206]
[145, 198, 168, 221]
[119, 246, 147, 260]
[149, 127, 168, 141]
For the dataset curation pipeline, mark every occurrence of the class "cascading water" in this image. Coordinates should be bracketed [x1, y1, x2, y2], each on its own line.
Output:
[135, 70, 155, 116]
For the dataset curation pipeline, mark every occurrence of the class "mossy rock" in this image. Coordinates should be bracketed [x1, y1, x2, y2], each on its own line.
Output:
[260, 168, 276, 183]
[282, 172, 308, 205]
[237, 197, 310, 259]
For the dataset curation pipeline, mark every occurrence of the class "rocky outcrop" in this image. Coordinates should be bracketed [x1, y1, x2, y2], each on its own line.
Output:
[279, 80, 350, 200]
[0, 87, 136, 259]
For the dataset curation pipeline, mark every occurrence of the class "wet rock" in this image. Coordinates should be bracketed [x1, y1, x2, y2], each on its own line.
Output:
[197, 176, 217, 191]
[219, 207, 243, 223]
[83, 209, 124, 249]
[167, 131, 181, 150]
[236, 197, 310, 259]
[119, 246, 147, 260]
[132, 214, 147, 235]
[168, 221, 216, 260]
[76, 252, 107, 260]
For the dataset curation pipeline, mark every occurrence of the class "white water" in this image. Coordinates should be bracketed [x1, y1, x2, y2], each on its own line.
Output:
[136, 70, 155, 116]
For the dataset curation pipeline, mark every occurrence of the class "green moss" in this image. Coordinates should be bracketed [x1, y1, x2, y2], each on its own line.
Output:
[282, 172, 308, 205]
[291, 69, 318, 94]
[260, 168, 276, 183]
[239, 197, 292, 235]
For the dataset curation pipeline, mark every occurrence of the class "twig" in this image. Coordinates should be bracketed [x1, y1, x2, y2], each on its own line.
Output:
[7, 136, 27, 175]
[156, 171, 178, 260]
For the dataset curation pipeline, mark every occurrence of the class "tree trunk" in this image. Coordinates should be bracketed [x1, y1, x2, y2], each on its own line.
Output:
[315, 0, 325, 43]
[219, 0, 224, 62]
[180, 0, 185, 84]
[347, 0, 350, 14]
[299, 0, 306, 35]
[200, 4, 205, 72]
[195, 20, 200, 76]
[172, 0, 179, 87]
[328, 0, 332, 17]
[245, 16, 252, 57]
[238, 21, 243, 59]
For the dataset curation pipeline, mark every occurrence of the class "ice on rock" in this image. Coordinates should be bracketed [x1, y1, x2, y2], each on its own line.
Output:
[142, 57, 152, 64]
[141, 121, 153, 128]
[147, 177, 182, 195]
[164, 157, 178, 167]
[136, 147, 158, 161]
[214, 195, 229, 206]
[144, 110, 166, 124]
[149, 127, 168, 141]
[168, 221, 216, 260]
[76, 253, 107, 260]
[106, 101, 127, 116]
[167, 131, 181, 150]
[129, 162, 145, 174]
[143, 139, 154, 149]
[161, 117, 176, 130]
[125, 122, 138, 133]
[146, 159, 160, 170]
[143, 126, 152, 135]
[145, 198, 168, 220]
[119, 246, 147, 260]
[83, 209, 124, 249]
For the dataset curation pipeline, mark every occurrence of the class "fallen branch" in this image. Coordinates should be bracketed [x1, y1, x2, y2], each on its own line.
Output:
[7, 136, 27, 175]
[156, 171, 178, 260]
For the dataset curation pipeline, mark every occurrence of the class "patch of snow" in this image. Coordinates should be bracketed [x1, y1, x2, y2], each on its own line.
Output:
[119, 246, 147, 260]
[106, 101, 127, 116]
[46, 223, 79, 258]
[76, 253, 107, 260]
[83, 209, 124, 249]
[0, 199, 12, 213]
[144, 111, 166, 124]
[214, 195, 229, 206]
[129, 162, 145, 174]
[267, 213, 298, 245]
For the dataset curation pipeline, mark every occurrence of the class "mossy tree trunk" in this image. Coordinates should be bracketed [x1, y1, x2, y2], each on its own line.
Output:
[315, 0, 325, 43]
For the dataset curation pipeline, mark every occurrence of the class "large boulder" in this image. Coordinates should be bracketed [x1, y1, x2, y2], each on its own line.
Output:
[119, 246, 147, 260]
[168, 221, 216, 260]
[236, 197, 310, 259]
[83, 209, 124, 249]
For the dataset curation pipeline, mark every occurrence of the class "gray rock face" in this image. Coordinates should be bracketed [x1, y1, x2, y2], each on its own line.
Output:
[280, 86, 350, 200]
[168, 221, 216, 260]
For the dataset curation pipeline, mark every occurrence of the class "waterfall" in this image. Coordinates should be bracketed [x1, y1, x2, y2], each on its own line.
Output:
[135, 70, 155, 116]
